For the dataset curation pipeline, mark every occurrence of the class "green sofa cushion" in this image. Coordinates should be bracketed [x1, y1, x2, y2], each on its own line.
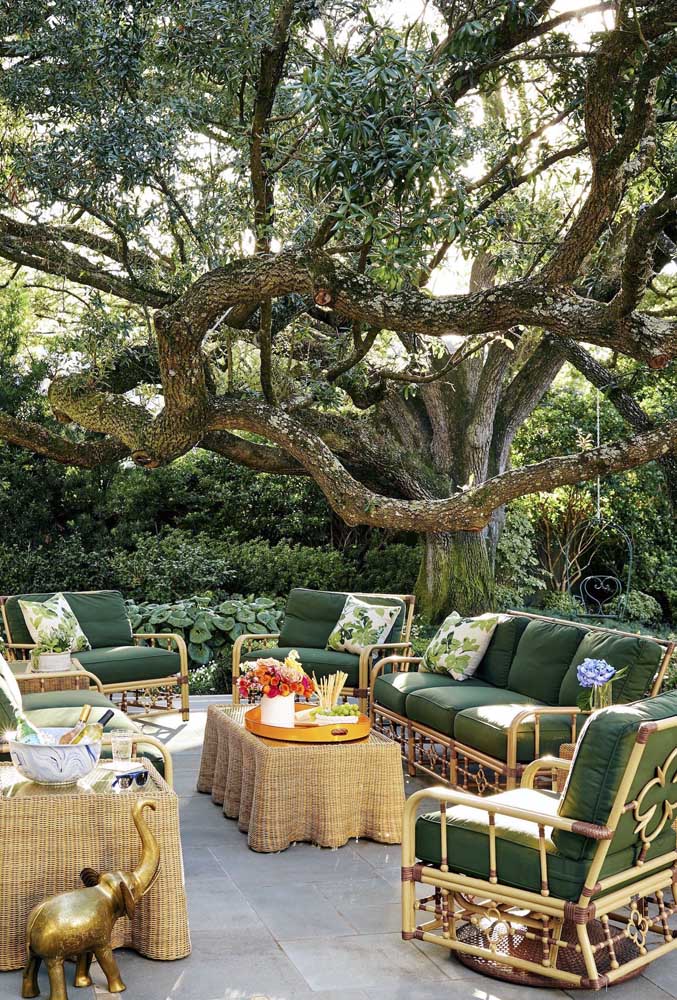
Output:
[405, 684, 535, 738]
[475, 615, 530, 688]
[241, 645, 360, 687]
[555, 689, 677, 864]
[374, 671, 459, 716]
[454, 703, 583, 764]
[75, 646, 180, 687]
[559, 629, 664, 706]
[507, 619, 585, 705]
[278, 589, 405, 650]
[415, 787, 645, 901]
[5, 591, 133, 649]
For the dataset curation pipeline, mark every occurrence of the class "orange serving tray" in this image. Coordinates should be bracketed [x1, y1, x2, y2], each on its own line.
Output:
[244, 703, 371, 743]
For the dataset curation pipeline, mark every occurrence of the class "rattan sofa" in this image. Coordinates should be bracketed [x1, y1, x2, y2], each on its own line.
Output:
[1, 590, 189, 720]
[371, 611, 674, 793]
[402, 689, 677, 989]
[233, 587, 415, 713]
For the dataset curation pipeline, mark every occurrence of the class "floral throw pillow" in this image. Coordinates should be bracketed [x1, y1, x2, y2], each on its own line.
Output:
[18, 593, 91, 652]
[421, 612, 501, 679]
[326, 596, 400, 655]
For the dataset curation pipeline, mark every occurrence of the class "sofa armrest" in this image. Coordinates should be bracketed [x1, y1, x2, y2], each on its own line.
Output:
[506, 705, 582, 776]
[231, 633, 280, 704]
[521, 755, 573, 790]
[3, 641, 37, 660]
[357, 641, 412, 693]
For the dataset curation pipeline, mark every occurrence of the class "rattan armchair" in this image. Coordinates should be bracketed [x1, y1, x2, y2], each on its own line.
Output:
[402, 690, 677, 989]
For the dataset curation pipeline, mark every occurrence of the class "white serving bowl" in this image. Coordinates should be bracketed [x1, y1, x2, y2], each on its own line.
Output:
[9, 728, 101, 785]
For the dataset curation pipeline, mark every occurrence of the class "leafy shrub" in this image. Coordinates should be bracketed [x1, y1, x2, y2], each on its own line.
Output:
[222, 537, 355, 595]
[0, 536, 114, 595]
[495, 507, 544, 600]
[111, 532, 235, 603]
[622, 589, 663, 625]
[358, 543, 420, 594]
[538, 591, 583, 617]
[126, 594, 284, 671]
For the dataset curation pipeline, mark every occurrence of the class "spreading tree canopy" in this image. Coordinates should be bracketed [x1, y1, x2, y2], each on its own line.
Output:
[0, 0, 676, 616]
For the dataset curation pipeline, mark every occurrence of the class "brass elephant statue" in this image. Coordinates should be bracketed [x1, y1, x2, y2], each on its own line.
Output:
[22, 799, 160, 1000]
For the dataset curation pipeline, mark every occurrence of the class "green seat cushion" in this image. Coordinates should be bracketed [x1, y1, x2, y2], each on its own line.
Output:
[475, 615, 530, 688]
[405, 684, 535, 738]
[555, 689, 677, 865]
[559, 630, 665, 706]
[278, 589, 405, 650]
[241, 646, 360, 687]
[75, 646, 180, 687]
[374, 671, 459, 716]
[22, 690, 115, 712]
[5, 591, 133, 649]
[454, 703, 583, 763]
[415, 787, 645, 901]
[507, 620, 585, 704]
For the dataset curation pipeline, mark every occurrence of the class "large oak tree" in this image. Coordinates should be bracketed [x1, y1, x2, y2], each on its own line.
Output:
[0, 0, 676, 617]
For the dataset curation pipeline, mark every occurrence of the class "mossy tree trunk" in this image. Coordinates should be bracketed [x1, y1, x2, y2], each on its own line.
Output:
[415, 530, 496, 622]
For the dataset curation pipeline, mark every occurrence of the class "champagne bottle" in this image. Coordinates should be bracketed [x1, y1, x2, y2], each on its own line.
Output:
[71, 709, 115, 744]
[15, 711, 46, 746]
[58, 704, 92, 745]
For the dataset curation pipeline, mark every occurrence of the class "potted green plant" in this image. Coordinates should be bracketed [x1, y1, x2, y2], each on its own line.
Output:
[31, 622, 77, 673]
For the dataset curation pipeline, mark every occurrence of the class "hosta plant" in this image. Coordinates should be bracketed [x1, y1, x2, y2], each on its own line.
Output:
[125, 596, 284, 671]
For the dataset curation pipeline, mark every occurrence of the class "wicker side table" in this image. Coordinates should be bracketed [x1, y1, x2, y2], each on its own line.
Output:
[197, 704, 405, 852]
[0, 761, 191, 971]
[11, 661, 92, 696]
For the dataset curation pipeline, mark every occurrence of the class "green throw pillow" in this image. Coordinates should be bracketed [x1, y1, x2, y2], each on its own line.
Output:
[421, 612, 501, 679]
[326, 596, 400, 654]
[18, 592, 91, 653]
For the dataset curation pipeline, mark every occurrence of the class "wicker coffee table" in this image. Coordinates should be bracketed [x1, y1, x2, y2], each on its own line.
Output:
[0, 761, 191, 971]
[197, 704, 405, 852]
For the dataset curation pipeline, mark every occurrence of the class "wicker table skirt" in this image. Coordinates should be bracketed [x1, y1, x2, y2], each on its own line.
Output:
[0, 762, 191, 971]
[197, 704, 405, 852]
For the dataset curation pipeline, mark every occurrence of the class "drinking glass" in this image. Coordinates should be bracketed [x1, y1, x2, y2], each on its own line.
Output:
[110, 730, 134, 763]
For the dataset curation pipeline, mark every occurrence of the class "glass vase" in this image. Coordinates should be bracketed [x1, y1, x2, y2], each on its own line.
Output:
[591, 681, 613, 711]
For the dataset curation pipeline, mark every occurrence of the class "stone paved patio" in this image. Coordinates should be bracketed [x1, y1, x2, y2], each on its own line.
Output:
[2, 696, 676, 1000]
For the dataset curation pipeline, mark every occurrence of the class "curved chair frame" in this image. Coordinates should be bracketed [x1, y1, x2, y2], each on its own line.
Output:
[402, 716, 677, 989]
[232, 592, 416, 715]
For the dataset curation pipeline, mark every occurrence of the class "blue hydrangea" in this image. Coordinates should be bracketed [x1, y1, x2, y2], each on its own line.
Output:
[577, 657, 616, 688]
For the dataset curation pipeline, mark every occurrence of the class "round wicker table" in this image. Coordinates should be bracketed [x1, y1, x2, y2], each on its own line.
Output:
[197, 704, 405, 852]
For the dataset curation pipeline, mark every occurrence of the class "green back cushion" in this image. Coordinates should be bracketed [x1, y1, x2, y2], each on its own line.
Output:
[555, 689, 677, 864]
[559, 630, 664, 706]
[507, 619, 585, 704]
[4, 592, 133, 649]
[475, 615, 530, 688]
[278, 589, 405, 650]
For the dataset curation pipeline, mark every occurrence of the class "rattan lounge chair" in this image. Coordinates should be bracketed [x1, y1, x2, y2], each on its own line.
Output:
[402, 689, 677, 989]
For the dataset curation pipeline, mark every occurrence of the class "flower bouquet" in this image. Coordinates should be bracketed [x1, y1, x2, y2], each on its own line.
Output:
[577, 657, 626, 711]
[239, 650, 312, 728]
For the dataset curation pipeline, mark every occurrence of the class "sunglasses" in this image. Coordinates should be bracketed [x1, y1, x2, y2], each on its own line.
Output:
[111, 768, 149, 790]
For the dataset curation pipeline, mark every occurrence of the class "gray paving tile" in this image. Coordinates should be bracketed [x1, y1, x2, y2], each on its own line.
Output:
[0, 966, 96, 1000]
[90, 940, 309, 999]
[243, 882, 355, 940]
[211, 841, 377, 888]
[280, 932, 448, 991]
[565, 975, 674, 999]
[639, 948, 677, 996]
[185, 876, 273, 939]
[351, 839, 402, 866]
[316, 875, 400, 907]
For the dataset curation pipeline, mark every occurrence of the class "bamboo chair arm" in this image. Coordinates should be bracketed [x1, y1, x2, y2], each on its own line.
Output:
[521, 755, 573, 789]
[403, 785, 612, 840]
[506, 705, 582, 778]
[369, 654, 422, 708]
[133, 632, 188, 676]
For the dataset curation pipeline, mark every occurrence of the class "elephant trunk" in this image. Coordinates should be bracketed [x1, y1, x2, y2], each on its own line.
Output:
[130, 799, 160, 898]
